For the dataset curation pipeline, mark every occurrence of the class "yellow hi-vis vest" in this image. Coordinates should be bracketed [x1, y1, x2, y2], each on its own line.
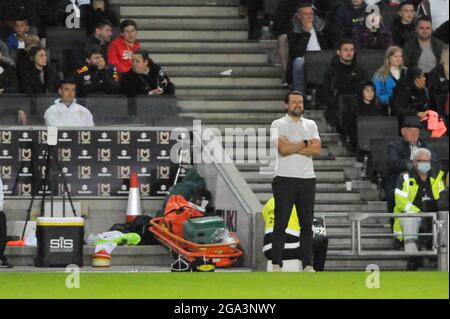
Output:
[393, 169, 445, 241]
[262, 197, 302, 253]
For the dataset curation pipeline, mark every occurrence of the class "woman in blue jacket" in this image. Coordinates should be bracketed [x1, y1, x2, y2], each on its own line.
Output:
[372, 46, 407, 108]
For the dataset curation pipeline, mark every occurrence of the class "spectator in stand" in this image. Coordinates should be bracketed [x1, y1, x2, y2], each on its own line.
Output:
[18, 46, 61, 94]
[427, 46, 449, 109]
[83, 0, 119, 36]
[324, 39, 367, 135]
[352, 11, 393, 50]
[0, 52, 18, 94]
[391, 1, 417, 47]
[391, 66, 431, 123]
[120, 49, 175, 97]
[6, 17, 30, 59]
[273, 0, 302, 86]
[74, 45, 120, 97]
[433, 20, 448, 44]
[287, 2, 334, 92]
[417, 0, 449, 30]
[372, 46, 407, 107]
[344, 81, 385, 151]
[403, 16, 446, 73]
[72, 20, 113, 71]
[44, 78, 94, 127]
[335, 0, 367, 41]
[0, 40, 14, 66]
[107, 19, 141, 74]
[393, 147, 445, 270]
[386, 116, 438, 213]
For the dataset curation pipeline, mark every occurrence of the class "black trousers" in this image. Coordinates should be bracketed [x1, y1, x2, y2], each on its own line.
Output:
[0, 211, 7, 260]
[247, 0, 264, 38]
[272, 176, 316, 267]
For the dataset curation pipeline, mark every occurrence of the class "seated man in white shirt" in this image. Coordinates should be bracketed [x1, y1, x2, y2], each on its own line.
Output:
[44, 78, 95, 127]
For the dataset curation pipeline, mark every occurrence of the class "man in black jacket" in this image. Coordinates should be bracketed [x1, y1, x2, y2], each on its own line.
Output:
[403, 16, 446, 73]
[391, 1, 416, 47]
[323, 39, 367, 134]
[386, 116, 438, 212]
[334, 0, 366, 41]
[287, 2, 334, 92]
[74, 45, 120, 97]
[71, 19, 113, 72]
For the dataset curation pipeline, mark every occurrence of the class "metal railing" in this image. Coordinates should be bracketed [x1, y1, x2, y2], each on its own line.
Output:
[315, 211, 449, 271]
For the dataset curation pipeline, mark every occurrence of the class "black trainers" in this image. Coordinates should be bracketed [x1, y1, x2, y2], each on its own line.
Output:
[0, 258, 13, 269]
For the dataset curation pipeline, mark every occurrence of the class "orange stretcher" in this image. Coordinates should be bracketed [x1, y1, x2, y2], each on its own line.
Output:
[149, 217, 243, 268]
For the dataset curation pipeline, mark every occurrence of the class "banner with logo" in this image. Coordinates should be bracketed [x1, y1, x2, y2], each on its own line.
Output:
[0, 128, 191, 197]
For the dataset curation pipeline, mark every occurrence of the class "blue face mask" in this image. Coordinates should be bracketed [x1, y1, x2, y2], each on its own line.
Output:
[417, 162, 431, 174]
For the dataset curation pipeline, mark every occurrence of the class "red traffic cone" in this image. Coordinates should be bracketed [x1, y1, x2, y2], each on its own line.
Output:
[126, 172, 142, 222]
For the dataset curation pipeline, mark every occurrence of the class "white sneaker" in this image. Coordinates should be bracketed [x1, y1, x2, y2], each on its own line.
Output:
[303, 266, 316, 272]
[271, 264, 282, 272]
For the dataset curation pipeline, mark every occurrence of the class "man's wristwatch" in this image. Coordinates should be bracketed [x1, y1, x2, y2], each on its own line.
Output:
[303, 140, 309, 147]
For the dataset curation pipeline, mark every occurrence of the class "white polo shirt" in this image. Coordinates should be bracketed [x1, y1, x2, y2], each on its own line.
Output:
[44, 99, 94, 127]
[271, 114, 320, 179]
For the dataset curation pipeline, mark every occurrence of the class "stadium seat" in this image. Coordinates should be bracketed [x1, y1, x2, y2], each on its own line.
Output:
[369, 138, 392, 178]
[0, 95, 31, 125]
[424, 137, 450, 172]
[380, 4, 400, 29]
[304, 50, 335, 87]
[356, 50, 385, 80]
[84, 94, 129, 117]
[357, 116, 399, 152]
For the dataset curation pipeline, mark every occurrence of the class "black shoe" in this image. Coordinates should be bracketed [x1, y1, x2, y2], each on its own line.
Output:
[0, 258, 13, 269]
[407, 257, 421, 271]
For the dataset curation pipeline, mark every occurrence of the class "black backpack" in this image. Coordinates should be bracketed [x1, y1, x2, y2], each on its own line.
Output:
[109, 215, 158, 245]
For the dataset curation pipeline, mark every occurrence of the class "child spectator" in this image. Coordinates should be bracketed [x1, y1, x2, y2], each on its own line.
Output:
[6, 17, 30, 58]
[391, 1, 417, 47]
[352, 11, 393, 50]
[344, 81, 385, 151]
[107, 19, 141, 74]
[372, 46, 407, 107]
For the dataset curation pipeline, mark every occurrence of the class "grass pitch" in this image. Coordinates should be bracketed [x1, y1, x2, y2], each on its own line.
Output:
[0, 272, 448, 299]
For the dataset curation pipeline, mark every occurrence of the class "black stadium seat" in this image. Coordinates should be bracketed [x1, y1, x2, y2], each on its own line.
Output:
[305, 50, 385, 88]
[85, 95, 129, 117]
[424, 137, 450, 172]
[369, 138, 393, 178]
[357, 116, 399, 152]
[135, 96, 181, 125]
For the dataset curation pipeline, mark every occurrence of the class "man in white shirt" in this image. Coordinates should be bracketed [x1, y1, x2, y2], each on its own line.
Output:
[44, 78, 95, 127]
[0, 177, 12, 268]
[270, 90, 322, 272]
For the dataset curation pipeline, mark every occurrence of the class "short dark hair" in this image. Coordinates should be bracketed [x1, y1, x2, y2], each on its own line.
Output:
[132, 48, 149, 62]
[416, 15, 432, 27]
[400, 1, 415, 9]
[28, 46, 45, 59]
[14, 16, 29, 24]
[120, 19, 137, 32]
[297, 1, 313, 10]
[84, 45, 103, 59]
[95, 19, 113, 30]
[284, 90, 303, 104]
[338, 39, 355, 50]
[59, 78, 77, 88]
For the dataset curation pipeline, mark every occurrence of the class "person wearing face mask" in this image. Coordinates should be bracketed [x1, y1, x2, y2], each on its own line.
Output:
[393, 147, 446, 270]
[119, 49, 175, 98]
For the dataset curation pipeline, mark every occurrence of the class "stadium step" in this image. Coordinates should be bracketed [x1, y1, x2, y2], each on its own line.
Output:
[141, 40, 277, 51]
[151, 51, 268, 64]
[120, 6, 239, 18]
[111, 0, 239, 6]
